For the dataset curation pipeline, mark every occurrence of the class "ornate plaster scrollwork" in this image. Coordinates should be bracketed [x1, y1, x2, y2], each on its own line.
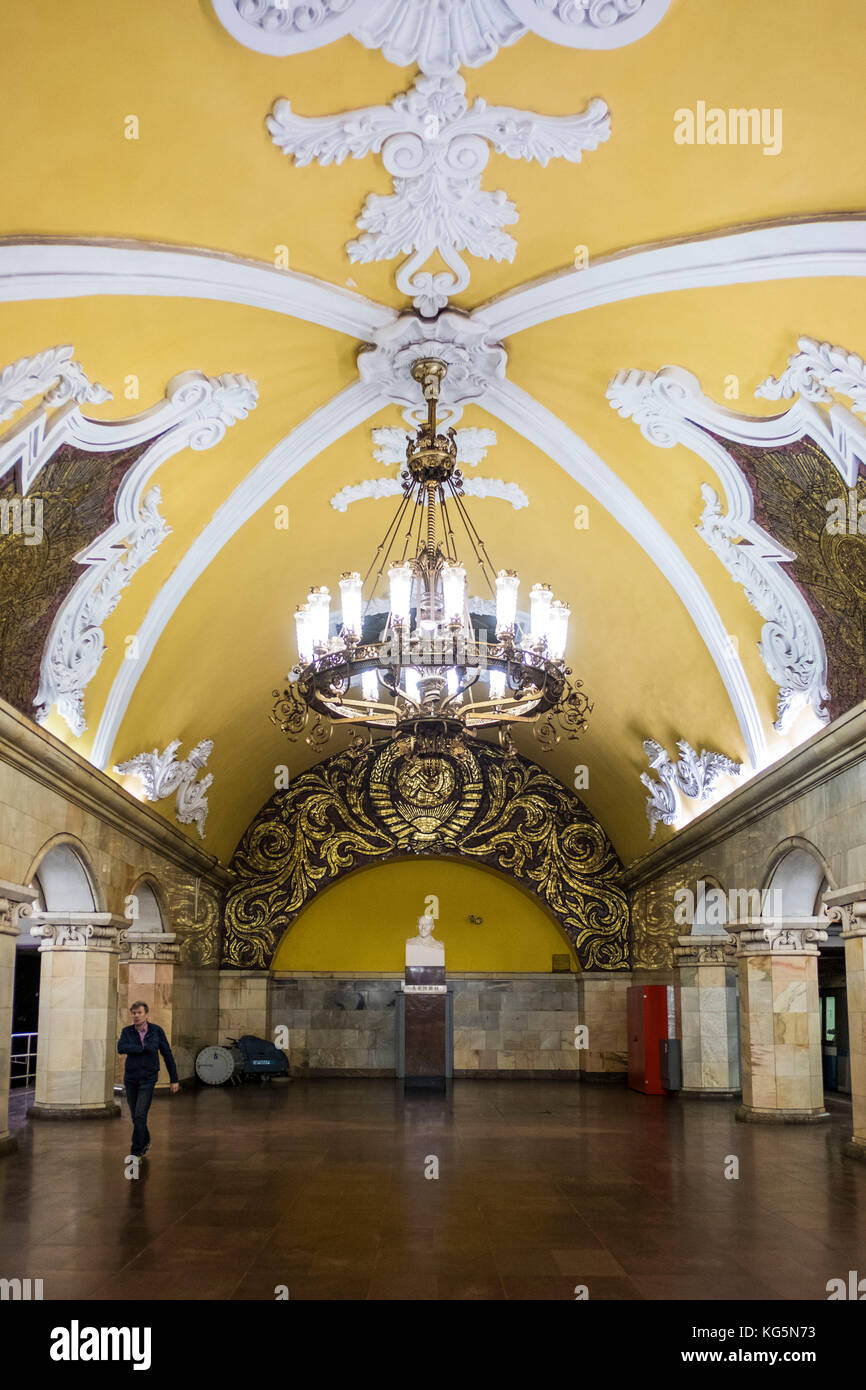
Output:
[696, 485, 828, 733]
[268, 74, 609, 314]
[330, 475, 528, 512]
[34, 490, 170, 737]
[358, 311, 507, 419]
[115, 739, 214, 839]
[607, 362, 831, 732]
[641, 737, 741, 837]
[372, 424, 497, 467]
[29, 368, 257, 736]
[0, 345, 110, 425]
[732, 921, 828, 954]
[823, 902, 854, 934]
[28, 921, 95, 948]
[213, 0, 668, 70]
[674, 934, 736, 966]
[333, 419, 526, 511]
[756, 336, 866, 416]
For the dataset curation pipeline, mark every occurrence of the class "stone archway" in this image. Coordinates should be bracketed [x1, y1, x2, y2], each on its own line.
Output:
[223, 740, 629, 971]
[761, 837, 834, 916]
[29, 837, 99, 913]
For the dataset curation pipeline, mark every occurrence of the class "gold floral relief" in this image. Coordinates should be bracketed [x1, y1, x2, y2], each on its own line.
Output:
[629, 873, 682, 970]
[719, 435, 866, 719]
[223, 740, 629, 970]
[164, 871, 221, 967]
[0, 441, 149, 714]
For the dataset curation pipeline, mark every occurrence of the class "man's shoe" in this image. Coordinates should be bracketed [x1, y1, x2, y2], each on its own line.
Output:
[141, 1145, 150, 1156]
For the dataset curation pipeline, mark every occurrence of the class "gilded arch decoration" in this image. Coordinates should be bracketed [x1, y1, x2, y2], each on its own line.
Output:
[223, 740, 629, 970]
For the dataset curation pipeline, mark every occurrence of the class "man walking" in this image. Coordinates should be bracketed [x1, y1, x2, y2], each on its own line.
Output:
[117, 1001, 179, 1160]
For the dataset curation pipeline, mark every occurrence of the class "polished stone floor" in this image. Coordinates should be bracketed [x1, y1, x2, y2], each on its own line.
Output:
[1, 1080, 864, 1300]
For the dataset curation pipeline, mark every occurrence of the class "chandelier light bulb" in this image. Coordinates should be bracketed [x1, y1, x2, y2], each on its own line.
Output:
[489, 668, 506, 701]
[529, 583, 553, 646]
[339, 571, 363, 639]
[388, 562, 413, 627]
[294, 604, 314, 664]
[441, 562, 466, 625]
[547, 599, 571, 661]
[495, 569, 520, 636]
[361, 669, 379, 703]
[307, 586, 331, 651]
[404, 667, 420, 703]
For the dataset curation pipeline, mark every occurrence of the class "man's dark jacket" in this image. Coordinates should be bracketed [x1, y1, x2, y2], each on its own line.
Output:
[117, 1023, 179, 1085]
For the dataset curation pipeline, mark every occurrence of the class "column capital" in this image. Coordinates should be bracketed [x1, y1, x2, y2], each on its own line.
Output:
[25, 910, 127, 952]
[727, 916, 827, 955]
[674, 933, 735, 966]
[0, 880, 38, 936]
[822, 884, 866, 938]
[120, 929, 179, 962]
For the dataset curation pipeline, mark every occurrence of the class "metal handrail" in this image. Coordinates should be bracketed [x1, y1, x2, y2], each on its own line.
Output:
[10, 1031, 37, 1088]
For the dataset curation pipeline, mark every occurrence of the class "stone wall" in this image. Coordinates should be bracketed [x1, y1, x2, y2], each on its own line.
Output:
[265, 971, 631, 1079]
[627, 702, 866, 970]
[0, 699, 225, 1085]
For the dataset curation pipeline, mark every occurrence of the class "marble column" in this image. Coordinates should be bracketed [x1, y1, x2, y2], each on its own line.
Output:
[0, 881, 38, 1156]
[117, 930, 179, 1091]
[26, 911, 126, 1120]
[674, 934, 740, 1098]
[728, 916, 828, 1124]
[823, 885, 866, 1162]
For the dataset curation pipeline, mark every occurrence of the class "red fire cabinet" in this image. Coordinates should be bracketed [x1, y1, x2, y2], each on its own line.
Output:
[627, 984, 676, 1094]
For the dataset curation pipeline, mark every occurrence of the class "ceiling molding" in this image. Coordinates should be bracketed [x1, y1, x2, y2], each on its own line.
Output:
[482, 375, 767, 768]
[607, 359, 845, 732]
[211, 0, 670, 71]
[91, 379, 388, 771]
[32, 370, 258, 737]
[478, 219, 866, 335]
[0, 239, 396, 340]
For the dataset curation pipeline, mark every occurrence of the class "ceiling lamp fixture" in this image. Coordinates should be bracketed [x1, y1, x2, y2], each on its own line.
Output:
[272, 358, 591, 754]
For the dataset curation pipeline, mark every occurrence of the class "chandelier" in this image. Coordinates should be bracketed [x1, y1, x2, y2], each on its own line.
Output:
[271, 358, 591, 754]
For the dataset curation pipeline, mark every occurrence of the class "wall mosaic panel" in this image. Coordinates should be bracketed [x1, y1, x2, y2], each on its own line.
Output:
[224, 739, 629, 971]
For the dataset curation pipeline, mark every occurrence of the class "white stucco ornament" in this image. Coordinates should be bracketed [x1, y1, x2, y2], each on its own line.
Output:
[24, 367, 258, 737]
[357, 311, 507, 414]
[641, 737, 741, 837]
[212, 0, 669, 70]
[268, 74, 609, 314]
[115, 739, 214, 839]
[607, 361, 832, 733]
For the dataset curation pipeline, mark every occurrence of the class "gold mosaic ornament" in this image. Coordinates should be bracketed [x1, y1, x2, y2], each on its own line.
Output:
[223, 739, 629, 970]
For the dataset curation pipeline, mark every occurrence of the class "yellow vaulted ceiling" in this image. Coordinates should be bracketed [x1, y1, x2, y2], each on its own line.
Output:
[3, 0, 866, 865]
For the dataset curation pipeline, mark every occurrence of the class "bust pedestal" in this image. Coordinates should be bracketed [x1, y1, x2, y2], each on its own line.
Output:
[401, 965, 448, 1091]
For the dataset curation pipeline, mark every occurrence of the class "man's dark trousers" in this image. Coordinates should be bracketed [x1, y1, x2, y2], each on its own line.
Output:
[125, 1078, 155, 1156]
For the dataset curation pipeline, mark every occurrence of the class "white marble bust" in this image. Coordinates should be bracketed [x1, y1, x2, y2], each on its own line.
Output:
[405, 911, 445, 966]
